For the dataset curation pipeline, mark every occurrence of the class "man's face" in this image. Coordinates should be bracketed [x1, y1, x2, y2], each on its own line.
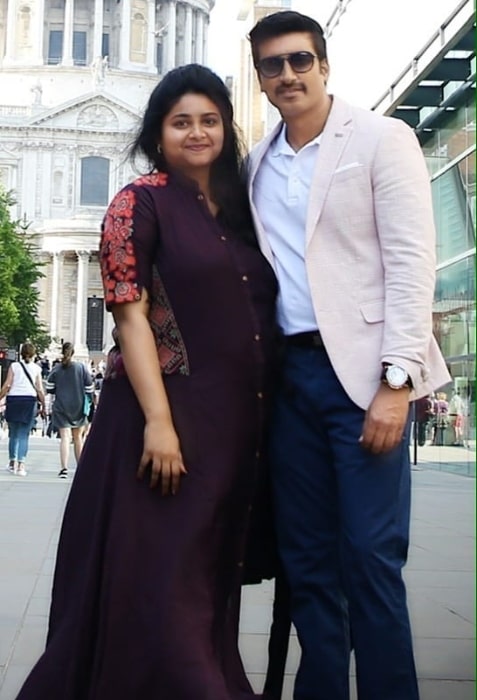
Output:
[255, 32, 329, 120]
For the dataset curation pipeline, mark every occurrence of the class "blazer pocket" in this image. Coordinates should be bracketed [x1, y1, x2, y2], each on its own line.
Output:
[360, 299, 384, 323]
[332, 163, 365, 183]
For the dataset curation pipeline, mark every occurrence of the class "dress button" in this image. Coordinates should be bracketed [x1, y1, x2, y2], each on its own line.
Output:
[241, 275, 248, 281]
[220, 235, 227, 241]
[257, 392, 263, 399]
[255, 450, 260, 459]
[254, 334, 260, 341]
[197, 194, 204, 200]
[237, 561, 244, 568]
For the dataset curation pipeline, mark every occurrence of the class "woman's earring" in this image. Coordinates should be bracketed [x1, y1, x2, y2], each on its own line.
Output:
[157, 143, 162, 154]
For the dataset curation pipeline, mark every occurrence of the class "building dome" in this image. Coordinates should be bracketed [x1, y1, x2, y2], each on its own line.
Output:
[0, 0, 215, 359]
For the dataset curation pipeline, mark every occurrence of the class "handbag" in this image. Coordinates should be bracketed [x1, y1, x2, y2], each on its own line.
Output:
[81, 364, 94, 420]
[83, 392, 92, 417]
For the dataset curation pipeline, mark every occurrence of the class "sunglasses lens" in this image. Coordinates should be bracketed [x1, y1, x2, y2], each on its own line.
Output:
[259, 56, 284, 77]
[258, 52, 316, 77]
[289, 52, 315, 72]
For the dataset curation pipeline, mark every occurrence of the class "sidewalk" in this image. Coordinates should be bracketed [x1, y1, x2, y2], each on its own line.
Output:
[0, 436, 474, 700]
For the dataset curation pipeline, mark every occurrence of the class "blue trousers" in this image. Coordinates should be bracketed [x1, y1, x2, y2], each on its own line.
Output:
[8, 421, 32, 463]
[270, 346, 419, 700]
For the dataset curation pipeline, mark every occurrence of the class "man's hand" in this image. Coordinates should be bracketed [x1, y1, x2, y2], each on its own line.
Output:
[360, 384, 410, 454]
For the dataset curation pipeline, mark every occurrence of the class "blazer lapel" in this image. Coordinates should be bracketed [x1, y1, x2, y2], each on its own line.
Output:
[305, 96, 353, 247]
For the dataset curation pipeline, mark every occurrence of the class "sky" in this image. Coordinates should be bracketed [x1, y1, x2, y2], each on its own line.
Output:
[207, 0, 464, 107]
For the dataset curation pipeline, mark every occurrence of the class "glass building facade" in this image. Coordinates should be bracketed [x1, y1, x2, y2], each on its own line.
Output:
[375, 6, 476, 476]
[422, 93, 475, 473]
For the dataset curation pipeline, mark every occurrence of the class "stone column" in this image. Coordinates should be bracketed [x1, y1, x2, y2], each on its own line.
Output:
[32, 0, 46, 64]
[202, 14, 209, 65]
[146, 0, 156, 71]
[118, 0, 131, 69]
[50, 251, 64, 339]
[183, 4, 192, 64]
[74, 250, 90, 356]
[3, 0, 18, 63]
[195, 10, 204, 64]
[163, 0, 176, 72]
[62, 0, 74, 66]
[92, 0, 104, 60]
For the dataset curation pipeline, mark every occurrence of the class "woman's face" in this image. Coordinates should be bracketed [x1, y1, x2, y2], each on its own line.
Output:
[160, 93, 225, 179]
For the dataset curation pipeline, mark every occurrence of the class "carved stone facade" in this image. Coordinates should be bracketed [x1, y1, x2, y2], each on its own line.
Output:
[0, 0, 215, 360]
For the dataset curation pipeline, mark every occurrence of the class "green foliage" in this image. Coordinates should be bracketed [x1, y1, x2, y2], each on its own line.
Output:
[0, 189, 51, 351]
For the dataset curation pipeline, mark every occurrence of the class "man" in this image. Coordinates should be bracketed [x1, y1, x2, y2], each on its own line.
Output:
[414, 394, 434, 446]
[246, 11, 450, 700]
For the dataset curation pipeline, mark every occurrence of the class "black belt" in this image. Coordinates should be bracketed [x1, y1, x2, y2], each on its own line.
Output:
[284, 331, 325, 349]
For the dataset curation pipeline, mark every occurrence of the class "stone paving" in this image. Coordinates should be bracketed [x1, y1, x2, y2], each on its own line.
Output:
[0, 435, 474, 699]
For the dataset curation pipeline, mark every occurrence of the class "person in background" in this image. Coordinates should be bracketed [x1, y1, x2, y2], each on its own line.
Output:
[45, 341, 94, 478]
[448, 389, 465, 446]
[415, 395, 435, 446]
[433, 391, 449, 446]
[0, 343, 45, 476]
[15, 64, 277, 700]
[246, 10, 450, 700]
[40, 356, 51, 379]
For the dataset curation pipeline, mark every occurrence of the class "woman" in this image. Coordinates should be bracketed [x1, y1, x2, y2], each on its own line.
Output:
[45, 342, 94, 478]
[16, 65, 277, 699]
[0, 342, 45, 476]
[433, 391, 450, 446]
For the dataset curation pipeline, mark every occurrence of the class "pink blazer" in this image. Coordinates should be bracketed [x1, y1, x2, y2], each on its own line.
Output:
[247, 96, 450, 410]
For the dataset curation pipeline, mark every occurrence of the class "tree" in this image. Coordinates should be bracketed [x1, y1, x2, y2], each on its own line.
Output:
[0, 189, 51, 352]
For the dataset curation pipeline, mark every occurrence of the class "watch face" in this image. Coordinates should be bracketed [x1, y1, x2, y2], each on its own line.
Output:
[386, 365, 408, 387]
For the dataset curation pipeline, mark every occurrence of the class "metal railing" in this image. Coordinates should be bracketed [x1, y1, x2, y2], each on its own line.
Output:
[371, 0, 475, 114]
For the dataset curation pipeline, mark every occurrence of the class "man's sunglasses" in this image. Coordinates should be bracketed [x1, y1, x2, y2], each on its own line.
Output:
[256, 51, 319, 78]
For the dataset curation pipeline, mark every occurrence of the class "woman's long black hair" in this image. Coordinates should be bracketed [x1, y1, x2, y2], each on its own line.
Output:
[130, 64, 256, 245]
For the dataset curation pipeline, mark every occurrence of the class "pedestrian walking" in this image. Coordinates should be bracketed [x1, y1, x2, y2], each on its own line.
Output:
[0, 342, 45, 476]
[45, 342, 94, 478]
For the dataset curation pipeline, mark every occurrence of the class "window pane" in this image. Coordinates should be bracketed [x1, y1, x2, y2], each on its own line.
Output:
[431, 153, 476, 264]
[80, 156, 109, 206]
[48, 30, 63, 64]
[434, 255, 475, 359]
[102, 33, 109, 58]
[73, 31, 87, 65]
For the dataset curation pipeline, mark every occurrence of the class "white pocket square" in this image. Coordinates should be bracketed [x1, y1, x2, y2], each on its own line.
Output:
[334, 162, 363, 174]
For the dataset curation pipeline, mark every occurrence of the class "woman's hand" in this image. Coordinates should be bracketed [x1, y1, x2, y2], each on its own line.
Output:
[112, 291, 187, 495]
[137, 420, 187, 495]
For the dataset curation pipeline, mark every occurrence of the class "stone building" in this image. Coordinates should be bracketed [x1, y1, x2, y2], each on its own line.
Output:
[0, 0, 215, 360]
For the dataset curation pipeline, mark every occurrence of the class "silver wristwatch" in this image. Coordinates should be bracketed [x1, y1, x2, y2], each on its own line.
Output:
[381, 364, 411, 390]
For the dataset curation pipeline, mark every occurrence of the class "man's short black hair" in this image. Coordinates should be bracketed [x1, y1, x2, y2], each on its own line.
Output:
[249, 11, 327, 68]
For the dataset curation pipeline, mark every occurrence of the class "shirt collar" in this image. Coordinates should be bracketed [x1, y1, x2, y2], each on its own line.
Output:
[271, 122, 322, 157]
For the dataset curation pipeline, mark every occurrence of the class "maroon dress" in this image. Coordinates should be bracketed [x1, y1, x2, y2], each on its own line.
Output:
[16, 172, 277, 700]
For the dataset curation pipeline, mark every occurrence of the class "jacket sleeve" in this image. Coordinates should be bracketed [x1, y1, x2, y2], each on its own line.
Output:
[371, 117, 436, 388]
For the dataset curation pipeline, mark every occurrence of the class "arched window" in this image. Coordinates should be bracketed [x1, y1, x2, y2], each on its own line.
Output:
[80, 156, 110, 206]
[130, 11, 147, 61]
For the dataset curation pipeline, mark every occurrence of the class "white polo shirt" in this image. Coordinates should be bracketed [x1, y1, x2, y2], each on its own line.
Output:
[253, 124, 320, 335]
